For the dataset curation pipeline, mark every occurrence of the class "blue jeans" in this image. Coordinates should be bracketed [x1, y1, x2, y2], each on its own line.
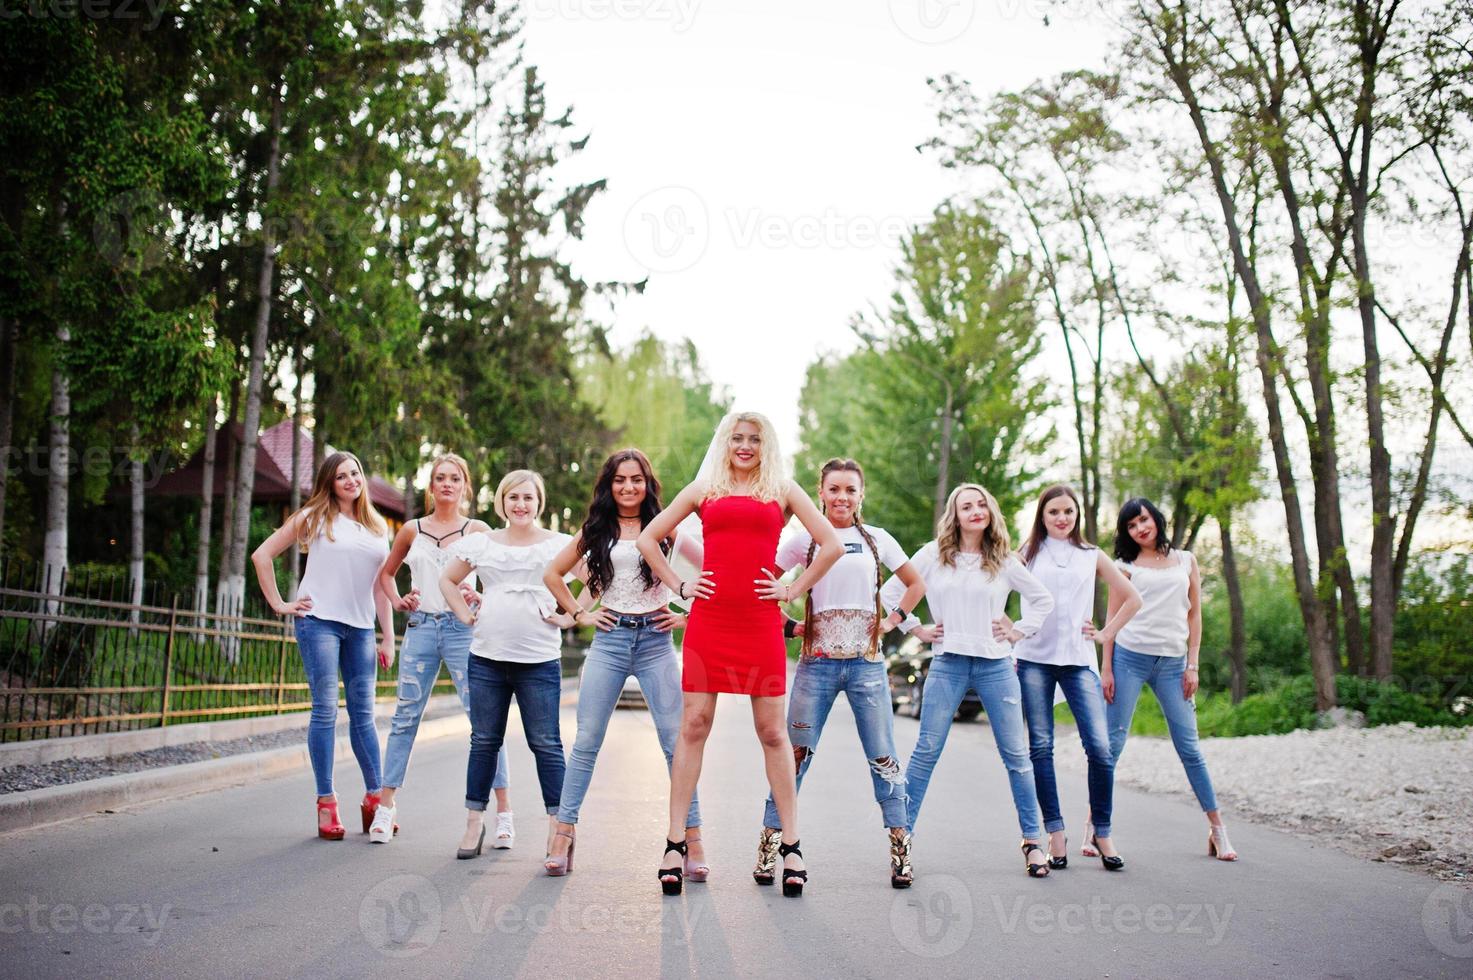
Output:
[1017, 660, 1114, 838]
[557, 616, 699, 827]
[466, 655, 563, 813]
[905, 653, 1041, 839]
[1107, 645, 1219, 812]
[762, 656, 907, 829]
[383, 611, 507, 792]
[295, 615, 381, 798]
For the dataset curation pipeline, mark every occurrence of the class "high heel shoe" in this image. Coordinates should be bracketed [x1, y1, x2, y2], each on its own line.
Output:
[1208, 824, 1238, 861]
[889, 830, 913, 889]
[752, 827, 781, 886]
[1081, 819, 1098, 857]
[1090, 832, 1125, 871]
[368, 802, 397, 844]
[1048, 834, 1068, 870]
[316, 798, 345, 841]
[361, 792, 397, 836]
[457, 824, 486, 860]
[1021, 840, 1051, 878]
[779, 840, 807, 897]
[658, 839, 687, 896]
[685, 830, 710, 883]
[544, 829, 575, 876]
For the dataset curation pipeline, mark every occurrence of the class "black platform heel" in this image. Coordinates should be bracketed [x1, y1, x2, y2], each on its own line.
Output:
[1090, 832, 1125, 871]
[1021, 840, 1051, 878]
[1048, 834, 1068, 871]
[779, 840, 807, 897]
[658, 839, 687, 896]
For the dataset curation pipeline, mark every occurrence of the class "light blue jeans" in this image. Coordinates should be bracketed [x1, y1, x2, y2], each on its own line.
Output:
[905, 653, 1042, 840]
[1017, 660, 1114, 837]
[382, 610, 507, 791]
[557, 615, 699, 827]
[294, 615, 381, 798]
[1107, 644, 1219, 812]
[762, 656, 907, 830]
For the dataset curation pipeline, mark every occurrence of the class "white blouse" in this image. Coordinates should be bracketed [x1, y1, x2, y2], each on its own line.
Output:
[403, 522, 477, 615]
[882, 541, 1054, 660]
[1114, 551, 1193, 657]
[1013, 538, 1099, 669]
[296, 514, 389, 629]
[449, 531, 571, 664]
[598, 539, 672, 615]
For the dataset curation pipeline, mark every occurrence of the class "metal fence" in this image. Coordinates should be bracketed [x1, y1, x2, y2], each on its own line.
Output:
[0, 556, 453, 742]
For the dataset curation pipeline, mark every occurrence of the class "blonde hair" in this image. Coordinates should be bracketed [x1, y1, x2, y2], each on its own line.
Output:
[936, 483, 1011, 575]
[700, 411, 787, 504]
[493, 469, 546, 523]
[423, 453, 474, 517]
[295, 451, 388, 547]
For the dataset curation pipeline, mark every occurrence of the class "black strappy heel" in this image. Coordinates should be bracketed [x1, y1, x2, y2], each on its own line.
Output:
[658, 839, 687, 896]
[1090, 832, 1125, 871]
[1021, 840, 1051, 878]
[1048, 834, 1068, 870]
[779, 840, 807, 897]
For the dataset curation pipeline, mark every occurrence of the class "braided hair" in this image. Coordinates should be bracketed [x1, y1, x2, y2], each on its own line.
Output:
[801, 458, 885, 659]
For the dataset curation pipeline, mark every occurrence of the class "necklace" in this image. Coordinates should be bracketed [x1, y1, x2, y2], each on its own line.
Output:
[1042, 538, 1074, 569]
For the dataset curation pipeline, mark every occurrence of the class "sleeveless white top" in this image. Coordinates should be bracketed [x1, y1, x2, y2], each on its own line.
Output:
[1114, 551, 1192, 657]
[598, 539, 671, 615]
[450, 531, 571, 663]
[402, 520, 477, 614]
[296, 513, 390, 629]
[1014, 538, 1099, 669]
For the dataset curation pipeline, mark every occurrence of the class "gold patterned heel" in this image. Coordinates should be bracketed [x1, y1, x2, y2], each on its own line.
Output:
[752, 827, 781, 885]
[889, 829, 913, 889]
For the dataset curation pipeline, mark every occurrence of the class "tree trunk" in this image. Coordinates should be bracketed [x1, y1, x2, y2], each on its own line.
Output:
[44, 324, 71, 602]
[194, 394, 218, 614]
[1220, 518, 1248, 703]
[128, 424, 144, 630]
[0, 315, 15, 548]
[216, 378, 239, 595]
[934, 382, 954, 526]
[221, 87, 285, 630]
[1156, 26, 1338, 709]
[288, 350, 304, 598]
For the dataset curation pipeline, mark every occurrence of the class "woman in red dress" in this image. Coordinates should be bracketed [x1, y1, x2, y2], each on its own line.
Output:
[638, 411, 842, 897]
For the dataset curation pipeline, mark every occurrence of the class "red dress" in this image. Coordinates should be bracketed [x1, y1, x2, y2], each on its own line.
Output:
[682, 495, 787, 696]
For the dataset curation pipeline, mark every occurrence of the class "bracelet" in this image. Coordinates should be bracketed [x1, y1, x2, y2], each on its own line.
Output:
[678, 581, 688, 600]
[1185, 665, 1199, 672]
[783, 619, 797, 639]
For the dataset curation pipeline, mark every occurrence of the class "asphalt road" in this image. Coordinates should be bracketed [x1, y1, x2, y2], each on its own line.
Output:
[2, 691, 1469, 979]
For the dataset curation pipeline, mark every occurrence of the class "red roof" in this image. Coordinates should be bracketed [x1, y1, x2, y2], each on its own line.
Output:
[152, 420, 407, 519]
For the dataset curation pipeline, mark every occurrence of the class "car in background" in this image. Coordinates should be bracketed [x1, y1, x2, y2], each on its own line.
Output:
[886, 636, 983, 722]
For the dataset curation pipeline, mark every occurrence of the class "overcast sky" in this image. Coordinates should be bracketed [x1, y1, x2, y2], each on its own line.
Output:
[520, 0, 1115, 454]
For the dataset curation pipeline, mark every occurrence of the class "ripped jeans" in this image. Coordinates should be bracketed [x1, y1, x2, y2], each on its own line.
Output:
[762, 656, 908, 829]
[382, 610, 508, 791]
[905, 653, 1042, 840]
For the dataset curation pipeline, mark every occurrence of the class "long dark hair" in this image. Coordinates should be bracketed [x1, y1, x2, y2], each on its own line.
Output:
[1114, 497, 1171, 563]
[1020, 484, 1089, 566]
[580, 449, 670, 596]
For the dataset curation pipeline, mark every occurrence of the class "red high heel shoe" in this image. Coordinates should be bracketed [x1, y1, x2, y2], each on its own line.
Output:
[317, 798, 345, 840]
[361, 792, 398, 835]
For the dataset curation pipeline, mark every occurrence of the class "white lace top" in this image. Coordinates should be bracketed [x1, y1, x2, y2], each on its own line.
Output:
[598, 539, 671, 614]
[1115, 551, 1193, 657]
[449, 531, 571, 663]
[403, 522, 478, 615]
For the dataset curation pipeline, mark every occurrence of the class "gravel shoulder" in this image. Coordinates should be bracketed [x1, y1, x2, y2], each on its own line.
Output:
[1055, 721, 1473, 881]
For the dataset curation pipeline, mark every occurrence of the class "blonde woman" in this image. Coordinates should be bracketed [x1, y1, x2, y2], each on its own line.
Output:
[882, 484, 1056, 877]
[638, 411, 844, 897]
[251, 452, 394, 840]
[439, 471, 575, 861]
[368, 454, 513, 846]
